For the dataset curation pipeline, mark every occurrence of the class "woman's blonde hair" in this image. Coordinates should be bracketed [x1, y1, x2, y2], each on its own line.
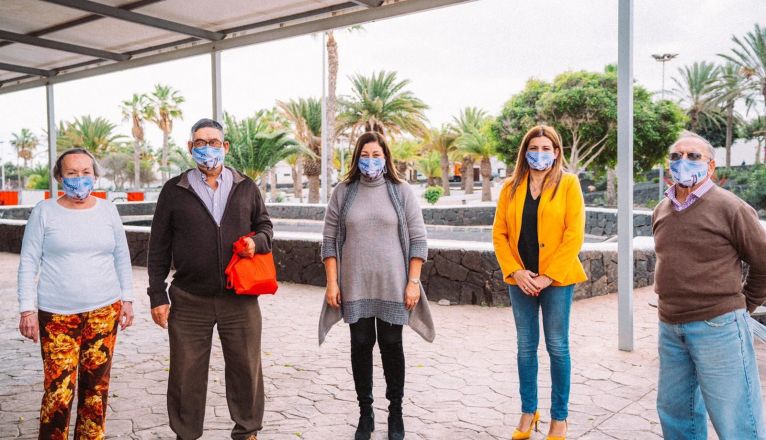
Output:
[506, 125, 564, 200]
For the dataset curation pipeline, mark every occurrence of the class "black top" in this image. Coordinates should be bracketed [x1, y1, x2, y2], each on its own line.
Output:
[518, 181, 540, 274]
[146, 168, 274, 308]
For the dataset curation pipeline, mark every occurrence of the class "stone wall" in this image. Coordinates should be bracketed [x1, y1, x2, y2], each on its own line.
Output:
[0, 202, 655, 237]
[584, 181, 662, 207]
[585, 208, 654, 237]
[0, 221, 657, 305]
[0, 201, 157, 220]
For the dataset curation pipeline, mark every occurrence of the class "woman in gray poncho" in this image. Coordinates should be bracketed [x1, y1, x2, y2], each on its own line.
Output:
[318, 131, 435, 440]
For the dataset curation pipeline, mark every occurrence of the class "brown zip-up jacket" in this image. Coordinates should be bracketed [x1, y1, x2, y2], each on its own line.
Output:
[146, 167, 273, 308]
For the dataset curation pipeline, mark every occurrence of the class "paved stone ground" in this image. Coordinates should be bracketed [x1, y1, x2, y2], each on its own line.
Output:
[1, 251, 765, 439]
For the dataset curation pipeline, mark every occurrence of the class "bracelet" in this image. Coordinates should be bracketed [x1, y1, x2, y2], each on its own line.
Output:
[20, 311, 37, 317]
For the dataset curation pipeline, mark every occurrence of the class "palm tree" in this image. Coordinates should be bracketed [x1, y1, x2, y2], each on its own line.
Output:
[23, 165, 50, 190]
[337, 70, 429, 140]
[57, 116, 124, 157]
[744, 115, 766, 164]
[278, 98, 323, 203]
[416, 151, 442, 187]
[10, 128, 38, 170]
[422, 125, 457, 196]
[120, 93, 150, 189]
[167, 145, 196, 174]
[713, 63, 749, 166]
[451, 107, 490, 194]
[324, 26, 363, 177]
[224, 112, 309, 201]
[455, 122, 495, 202]
[146, 84, 185, 181]
[390, 138, 421, 182]
[672, 61, 722, 131]
[720, 24, 766, 120]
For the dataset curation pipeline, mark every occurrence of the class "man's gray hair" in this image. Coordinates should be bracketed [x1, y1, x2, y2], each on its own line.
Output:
[669, 130, 716, 160]
[190, 118, 224, 139]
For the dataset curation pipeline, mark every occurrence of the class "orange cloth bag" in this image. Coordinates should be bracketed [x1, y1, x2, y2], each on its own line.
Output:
[224, 233, 278, 295]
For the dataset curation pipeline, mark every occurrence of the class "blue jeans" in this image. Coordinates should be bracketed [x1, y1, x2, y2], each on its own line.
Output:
[509, 284, 574, 421]
[657, 309, 766, 440]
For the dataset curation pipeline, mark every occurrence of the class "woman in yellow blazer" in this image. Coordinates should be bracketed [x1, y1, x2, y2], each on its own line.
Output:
[492, 125, 586, 440]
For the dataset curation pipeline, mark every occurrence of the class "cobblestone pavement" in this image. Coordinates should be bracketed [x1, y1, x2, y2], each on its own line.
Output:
[1, 252, 764, 439]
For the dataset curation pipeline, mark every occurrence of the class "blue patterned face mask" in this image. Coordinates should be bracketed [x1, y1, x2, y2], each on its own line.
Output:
[526, 151, 556, 171]
[359, 157, 386, 179]
[669, 158, 709, 188]
[192, 145, 225, 170]
[62, 176, 94, 201]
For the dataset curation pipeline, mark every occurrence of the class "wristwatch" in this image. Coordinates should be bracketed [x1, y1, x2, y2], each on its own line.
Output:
[409, 278, 421, 285]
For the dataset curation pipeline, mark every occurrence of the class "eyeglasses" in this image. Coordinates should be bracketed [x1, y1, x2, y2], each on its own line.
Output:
[669, 151, 707, 161]
[192, 139, 223, 148]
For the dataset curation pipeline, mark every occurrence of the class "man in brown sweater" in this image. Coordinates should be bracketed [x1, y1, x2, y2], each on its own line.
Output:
[147, 118, 273, 440]
[653, 131, 766, 440]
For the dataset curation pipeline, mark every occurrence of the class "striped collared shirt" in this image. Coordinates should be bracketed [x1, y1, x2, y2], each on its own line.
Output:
[665, 177, 715, 212]
[188, 166, 233, 225]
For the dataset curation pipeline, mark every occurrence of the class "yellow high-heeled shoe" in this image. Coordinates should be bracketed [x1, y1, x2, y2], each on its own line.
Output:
[546, 419, 568, 440]
[511, 410, 540, 440]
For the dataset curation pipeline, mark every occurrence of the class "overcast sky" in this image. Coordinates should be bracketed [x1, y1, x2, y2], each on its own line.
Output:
[0, 0, 764, 165]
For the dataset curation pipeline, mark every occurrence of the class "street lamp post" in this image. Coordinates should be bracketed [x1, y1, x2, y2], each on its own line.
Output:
[651, 53, 678, 202]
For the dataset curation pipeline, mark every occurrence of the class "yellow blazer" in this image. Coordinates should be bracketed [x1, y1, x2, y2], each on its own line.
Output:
[492, 172, 587, 286]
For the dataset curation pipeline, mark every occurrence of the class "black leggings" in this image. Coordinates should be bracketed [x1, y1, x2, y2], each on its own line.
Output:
[349, 317, 405, 412]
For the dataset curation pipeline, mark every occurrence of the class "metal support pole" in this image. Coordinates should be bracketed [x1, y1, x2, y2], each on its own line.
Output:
[211, 50, 223, 122]
[46, 83, 58, 196]
[617, 0, 634, 352]
[320, 32, 329, 204]
[658, 60, 666, 201]
[0, 141, 5, 190]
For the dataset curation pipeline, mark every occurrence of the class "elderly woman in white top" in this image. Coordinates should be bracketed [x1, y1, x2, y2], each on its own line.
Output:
[17, 148, 134, 439]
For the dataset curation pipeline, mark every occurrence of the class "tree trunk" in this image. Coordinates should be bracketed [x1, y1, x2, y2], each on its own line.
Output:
[270, 168, 278, 201]
[606, 168, 617, 206]
[463, 156, 475, 195]
[480, 156, 492, 202]
[725, 103, 734, 167]
[259, 175, 267, 196]
[161, 130, 169, 181]
[689, 110, 699, 133]
[304, 157, 321, 203]
[307, 175, 320, 203]
[757, 142, 763, 165]
[292, 157, 303, 201]
[326, 31, 339, 180]
[133, 139, 142, 189]
[440, 152, 450, 196]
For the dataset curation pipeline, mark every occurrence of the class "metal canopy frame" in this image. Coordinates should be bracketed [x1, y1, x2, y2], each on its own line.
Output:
[0, 62, 54, 77]
[1, 0, 637, 351]
[351, 0, 385, 6]
[41, 0, 226, 41]
[0, 29, 130, 61]
[0, 0, 164, 51]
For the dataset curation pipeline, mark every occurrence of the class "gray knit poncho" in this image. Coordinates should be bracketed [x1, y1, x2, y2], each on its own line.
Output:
[318, 176, 435, 345]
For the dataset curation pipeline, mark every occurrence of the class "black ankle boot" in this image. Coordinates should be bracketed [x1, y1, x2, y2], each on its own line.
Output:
[387, 410, 404, 440]
[355, 406, 375, 440]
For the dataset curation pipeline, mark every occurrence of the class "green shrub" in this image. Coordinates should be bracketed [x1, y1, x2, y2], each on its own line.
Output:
[741, 166, 766, 211]
[424, 186, 444, 205]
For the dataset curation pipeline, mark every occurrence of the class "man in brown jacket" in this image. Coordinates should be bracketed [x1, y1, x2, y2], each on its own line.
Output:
[147, 118, 273, 440]
[653, 131, 766, 440]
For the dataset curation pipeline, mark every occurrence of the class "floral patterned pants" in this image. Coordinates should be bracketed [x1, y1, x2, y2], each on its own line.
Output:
[37, 301, 121, 440]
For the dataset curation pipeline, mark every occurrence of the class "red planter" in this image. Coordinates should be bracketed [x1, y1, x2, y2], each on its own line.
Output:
[127, 192, 145, 202]
[0, 191, 19, 205]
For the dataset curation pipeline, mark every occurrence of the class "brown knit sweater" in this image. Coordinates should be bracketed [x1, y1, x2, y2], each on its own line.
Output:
[653, 185, 766, 323]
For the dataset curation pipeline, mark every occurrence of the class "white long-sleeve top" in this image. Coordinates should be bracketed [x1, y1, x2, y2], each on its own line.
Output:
[17, 198, 134, 314]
